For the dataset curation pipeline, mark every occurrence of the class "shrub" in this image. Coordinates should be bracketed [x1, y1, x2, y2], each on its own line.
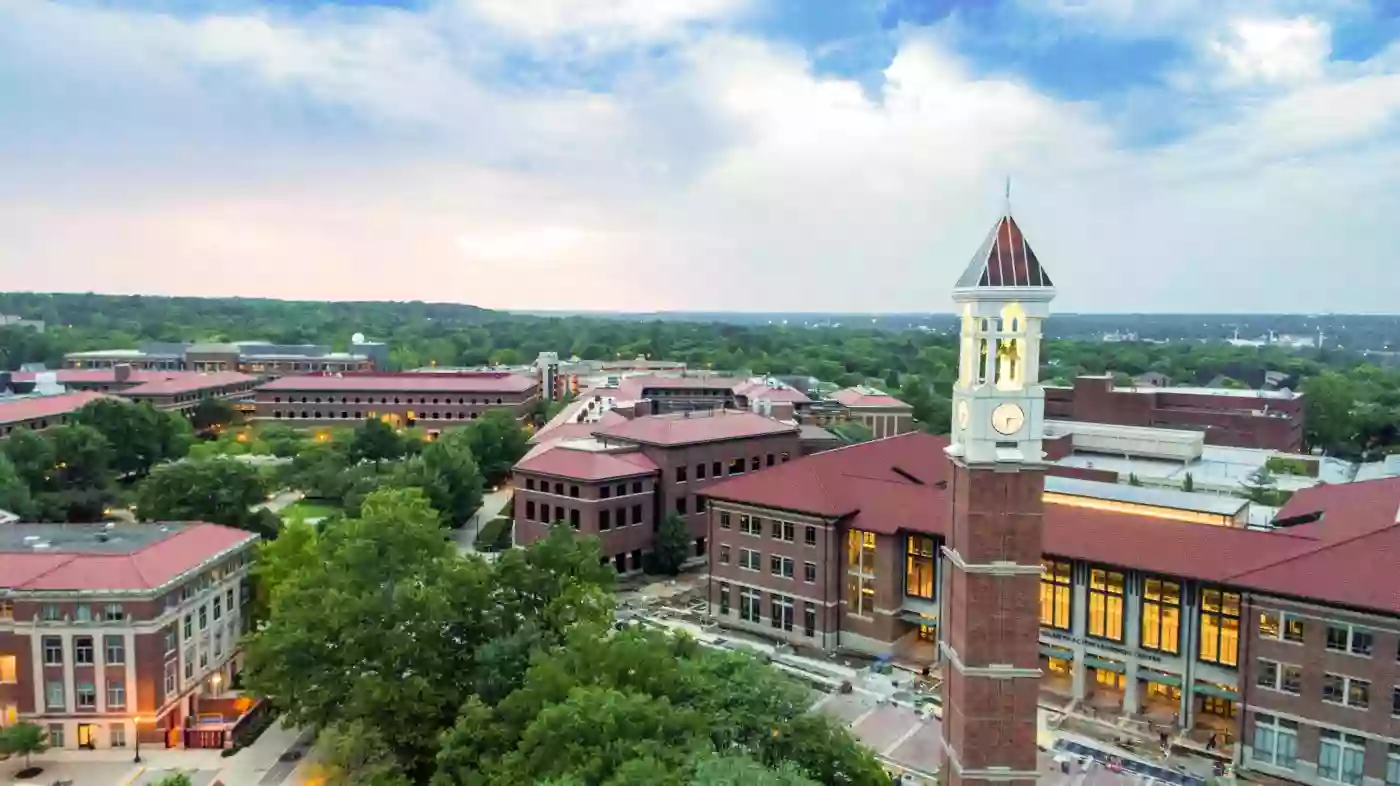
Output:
[474, 517, 514, 552]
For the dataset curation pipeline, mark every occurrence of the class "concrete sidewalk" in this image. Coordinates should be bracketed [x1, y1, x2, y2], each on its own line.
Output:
[211, 716, 311, 786]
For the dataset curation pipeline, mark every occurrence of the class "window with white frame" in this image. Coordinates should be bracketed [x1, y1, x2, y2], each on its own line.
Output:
[1323, 674, 1370, 709]
[74, 636, 94, 665]
[719, 545, 730, 565]
[1319, 729, 1366, 785]
[45, 680, 65, 710]
[739, 548, 760, 571]
[164, 661, 177, 696]
[105, 635, 125, 664]
[1256, 659, 1302, 694]
[1386, 744, 1400, 786]
[110, 724, 127, 748]
[739, 515, 760, 536]
[1252, 713, 1297, 769]
[1393, 686, 1400, 717]
[1326, 624, 1374, 657]
[42, 636, 62, 665]
[75, 682, 96, 709]
[770, 594, 794, 632]
[739, 587, 761, 623]
[1257, 609, 1306, 643]
[107, 681, 125, 708]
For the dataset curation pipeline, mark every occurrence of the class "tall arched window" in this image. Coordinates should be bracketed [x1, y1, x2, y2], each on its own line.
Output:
[977, 339, 989, 383]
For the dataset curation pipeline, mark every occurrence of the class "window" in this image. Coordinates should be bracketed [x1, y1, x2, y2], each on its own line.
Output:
[1393, 686, 1400, 717]
[696, 463, 706, 479]
[1327, 624, 1374, 657]
[1324, 673, 1370, 709]
[570, 509, 580, 529]
[770, 555, 781, 576]
[600, 486, 611, 499]
[165, 661, 177, 695]
[1259, 610, 1306, 643]
[599, 509, 611, 530]
[696, 497, 706, 513]
[782, 521, 794, 542]
[729, 458, 745, 474]
[1198, 588, 1240, 666]
[632, 505, 642, 525]
[720, 512, 731, 529]
[213, 596, 223, 621]
[110, 724, 126, 748]
[767, 454, 775, 467]
[805, 525, 817, 546]
[740, 548, 761, 571]
[615, 484, 626, 497]
[77, 605, 92, 622]
[183, 615, 193, 640]
[76, 682, 97, 708]
[1141, 577, 1181, 654]
[1253, 713, 1297, 769]
[48, 723, 64, 748]
[184, 647, 195, 679]
[198, 605, 208, 630]
[804, 602, 816, 637]
[676, 465, 687, 483]
[1040, 560, 1072, 630]
[1387, 746, 1400, 786]
[1319, 729, 1366, 785]
[227, 588, 236, 610]
[719, 583, 730, 615]
[42, 604, 61, 621]
[1087, 568, 1125, 642]
[804, 561, 817, 583]
[526, 500, 536, 520]
[676, 497, 687, 515]
[846, 530, 877, 617]
[740, 587, 761, 622]
[541, 503, 551, 523]
[771, 594, 794, 632]
[526, 478, 535, 490]
[46, 680, 65, 709]
[906, 535, 936, 600]
[104, 603, 123, 621]
[782, 557, 795, 579]
[0, 655, 15, 683]
[43, 636, 62, 665]
[164, 630, 177, 654]
[739, 515, 760, 536]
[720, 545, 731, 565]
[569, 485, 579, 498]
[1257, 660, 1301, 694]
[107, 680, 126, 708]
[74, 636, 94, 665]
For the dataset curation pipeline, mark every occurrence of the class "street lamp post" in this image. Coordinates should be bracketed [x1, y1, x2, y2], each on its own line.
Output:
[133, 716, 143, 764]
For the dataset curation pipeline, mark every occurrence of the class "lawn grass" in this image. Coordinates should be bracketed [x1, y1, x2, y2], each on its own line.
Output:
[281, 500, 341, 525]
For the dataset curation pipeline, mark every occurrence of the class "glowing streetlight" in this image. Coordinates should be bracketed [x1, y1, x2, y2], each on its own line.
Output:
[133, 716, 144, 763]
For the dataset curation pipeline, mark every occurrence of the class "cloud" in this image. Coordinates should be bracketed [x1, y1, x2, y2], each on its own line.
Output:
[0, 0, 1398, 314]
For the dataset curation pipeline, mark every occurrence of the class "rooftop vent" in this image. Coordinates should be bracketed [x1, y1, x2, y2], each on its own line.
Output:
[31, 541, 51, 550]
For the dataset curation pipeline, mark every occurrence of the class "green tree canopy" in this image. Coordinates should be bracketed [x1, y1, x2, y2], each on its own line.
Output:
[350, 417, 407, 465]
[0, 453, 35, 518]
[0, 720, 50, 769]
[419, 430, 485, 527]
[190, 396, 238, 431]
[649, 513, 691, 575]
[135, 458, 272, 535]
[463, 410, 528, 484]
[73, 398, 191, 477]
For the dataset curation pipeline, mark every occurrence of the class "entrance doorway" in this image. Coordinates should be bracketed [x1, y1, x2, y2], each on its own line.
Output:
[1201, 695, 1237, 719]
[918, 624, 937, 642]
[77, 723, 95, 749]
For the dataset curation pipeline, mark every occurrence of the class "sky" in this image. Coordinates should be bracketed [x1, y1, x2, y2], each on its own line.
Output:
[1, 0, 1398, 314]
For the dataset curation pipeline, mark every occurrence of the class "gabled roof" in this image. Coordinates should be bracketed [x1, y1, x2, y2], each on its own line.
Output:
[120, 371, 255, 397]
[955, 213, 1053, 289]
[594, 410, 799, 447]
[702, 434, 1400, 615]
[0, 392, 107, 426]
[258, 372, 537, 393]
[514, 445, 658, 481]
[830, 387, 911, 409]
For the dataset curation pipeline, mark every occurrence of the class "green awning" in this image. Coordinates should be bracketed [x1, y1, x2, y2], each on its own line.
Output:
[1040, 644, 1074, 660]
[1084, 655, 1125, 673]
[1139, 672, 1182, 688]
[1192, 683, 1240, 700]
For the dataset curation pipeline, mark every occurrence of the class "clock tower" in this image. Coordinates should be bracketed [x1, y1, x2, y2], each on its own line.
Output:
[940, 197, 1055, 786]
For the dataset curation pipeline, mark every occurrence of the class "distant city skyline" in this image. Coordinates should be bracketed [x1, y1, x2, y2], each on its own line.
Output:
[2, 0, 1398, 313]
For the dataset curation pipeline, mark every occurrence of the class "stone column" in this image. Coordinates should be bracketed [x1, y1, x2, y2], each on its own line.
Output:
[1122, 576, 1143, 715]
[1071, 564, 1089, 701]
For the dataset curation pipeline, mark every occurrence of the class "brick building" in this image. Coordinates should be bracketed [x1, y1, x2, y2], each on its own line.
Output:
[10, 368, 258, 415]
[0, 522, 257, 750]
[1045, 375, 1306, 452]
[252, 372, 540, 430]
[512, 409, 800, 571]
[64, 338, 382, 377]
[0, 392, 105, 437]
[824, 387, 916, 439]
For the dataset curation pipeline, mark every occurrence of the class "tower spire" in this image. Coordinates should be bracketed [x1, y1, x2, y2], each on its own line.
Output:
[1004, 175, 1012, 215]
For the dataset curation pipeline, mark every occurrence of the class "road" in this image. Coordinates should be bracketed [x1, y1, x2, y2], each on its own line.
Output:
[256, 490, 305, 514]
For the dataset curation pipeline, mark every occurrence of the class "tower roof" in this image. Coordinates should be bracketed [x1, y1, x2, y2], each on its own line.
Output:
[955, 212, 1053, 290]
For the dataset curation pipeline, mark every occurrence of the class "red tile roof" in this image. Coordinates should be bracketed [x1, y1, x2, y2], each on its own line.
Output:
[258, 372, 538, 394]
[733, 380, 812, 404]
[0, 392, 106, 426]
[13, 369, 179, 385]
[594, 410, 799, 447]
[703, 433, 1400, 615]
[830, 388, 912, 409]
[0, 523, 256, 592]
[515, 446, 658, 481]
[120, 371, 256, 397]
[612, 374, 746, 401]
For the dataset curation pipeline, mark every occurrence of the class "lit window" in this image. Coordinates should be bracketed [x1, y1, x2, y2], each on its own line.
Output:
[1088, 568, 1126, 642]
[905, 535, 936, 600]
[1198, 588, 1240, 667]
[1039, 560, 1072, 631]
[1141, 577, 1181, 654]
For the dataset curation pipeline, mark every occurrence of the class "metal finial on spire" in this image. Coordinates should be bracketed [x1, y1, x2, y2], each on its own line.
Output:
[1004, 176, 1012, 214]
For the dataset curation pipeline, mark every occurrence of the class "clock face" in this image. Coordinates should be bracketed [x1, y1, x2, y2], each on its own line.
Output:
[991, 403, 1025, 435]
[955, 401, 970, 430]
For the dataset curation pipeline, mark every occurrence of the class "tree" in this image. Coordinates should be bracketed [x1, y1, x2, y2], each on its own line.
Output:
[259, 424, 307, 458]
[151, 775, 194, 786]
[135, 458, 269, 532]
[420, 430, 485, 527]
[1, 428, 54, 491]
[39, 424, 117, 522]
[350, 417, 406, 465]
[74, 398, 188, 477]
[190, 396, 238, 431]
[0, 453, 35, 518]
[689, 753, 819, 785]
[650, 513, 691, 575]
[251, 519, 318, 620]
[463, 409, 528, 484]
[1182, 472, 1195, 492]
[0, 720, 50, 770]
[317, 721, 413, 786]
[828, 421, 874, 445]
[1302, 371, 1358, 452]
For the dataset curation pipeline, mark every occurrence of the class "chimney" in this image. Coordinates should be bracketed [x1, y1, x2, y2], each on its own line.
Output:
[114, 363, 132, 383]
